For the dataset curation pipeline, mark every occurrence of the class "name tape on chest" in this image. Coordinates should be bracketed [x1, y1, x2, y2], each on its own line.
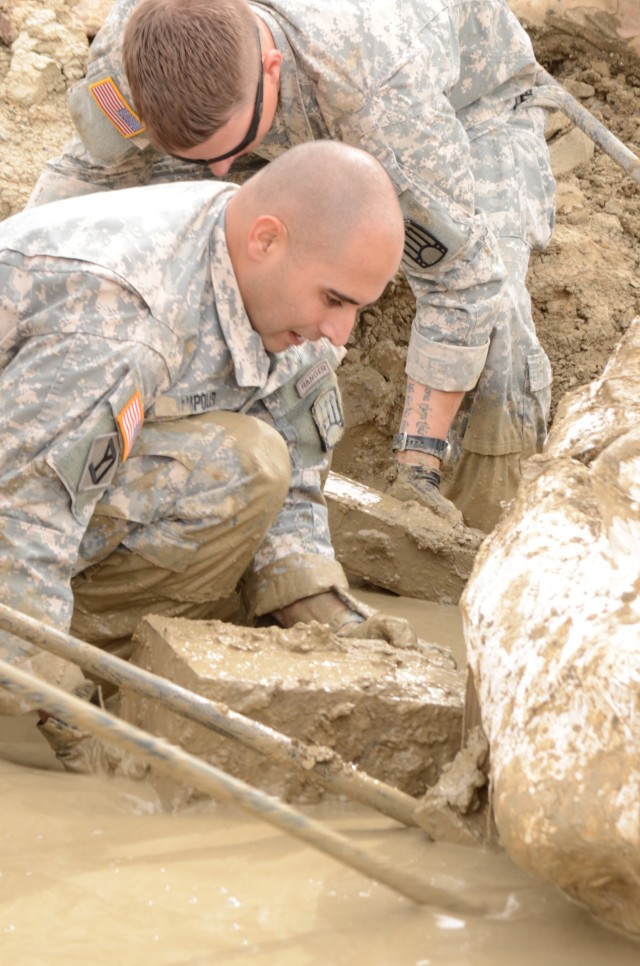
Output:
[295, 359, 332, 398]
[90, 78, 145, 138]
[181, 391, 217, 414]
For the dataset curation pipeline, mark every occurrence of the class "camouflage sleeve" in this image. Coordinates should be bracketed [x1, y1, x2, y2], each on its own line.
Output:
[28, 0, 155, 205]
[241, 345, 349, 616]
[27, 134, 158, 207]
[336, 14, 506, 392]
[0, 272, 167, 674]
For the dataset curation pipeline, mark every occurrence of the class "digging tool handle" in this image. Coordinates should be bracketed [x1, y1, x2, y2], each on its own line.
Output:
[532, 66, 640, 183]
[0, 657, 484, 914]
[0, 602, 419, 829]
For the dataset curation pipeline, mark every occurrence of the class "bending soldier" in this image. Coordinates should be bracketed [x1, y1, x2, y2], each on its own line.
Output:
[0, 140, 409, 771]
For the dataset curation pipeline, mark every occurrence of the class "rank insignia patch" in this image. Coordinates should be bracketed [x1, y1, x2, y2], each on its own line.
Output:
[78, 433, 120, 492]
[117, 390, 144, 461]
[90, 78, 145, 138]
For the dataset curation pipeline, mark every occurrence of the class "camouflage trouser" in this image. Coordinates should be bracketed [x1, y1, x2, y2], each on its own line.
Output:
[71, 410, 290, 649]
[443, 103, 556, 532]
[0, 411, 290, 715]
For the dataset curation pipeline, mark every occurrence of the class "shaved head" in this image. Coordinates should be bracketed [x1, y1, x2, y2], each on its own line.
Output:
[225, 141, 405, 353]
[231, 140, 404, 262]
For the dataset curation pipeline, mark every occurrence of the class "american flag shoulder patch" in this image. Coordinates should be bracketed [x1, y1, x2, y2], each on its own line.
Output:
[116, 390, 144, 462]
[90, 77, 145, 138]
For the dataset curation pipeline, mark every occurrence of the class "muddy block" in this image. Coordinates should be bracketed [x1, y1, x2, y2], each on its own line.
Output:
[325, 472, 483, 605]
[118, 615, 465, 806]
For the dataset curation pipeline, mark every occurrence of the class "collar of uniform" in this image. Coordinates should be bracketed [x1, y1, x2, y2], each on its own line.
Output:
[212, 201, 272, 388]
[249, 4, 315, 158]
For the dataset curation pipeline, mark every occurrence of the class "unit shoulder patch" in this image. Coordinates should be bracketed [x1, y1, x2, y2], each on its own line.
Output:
[403, 218, 448, 269]
[78, 433, 120, 492]
[311, 386, 344, 451]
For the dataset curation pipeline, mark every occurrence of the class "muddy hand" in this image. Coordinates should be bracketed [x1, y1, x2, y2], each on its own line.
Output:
[337, 612, 417, 648]
[388, 464, 464, 527]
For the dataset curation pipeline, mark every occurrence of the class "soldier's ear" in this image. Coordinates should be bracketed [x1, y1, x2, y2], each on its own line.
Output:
[246, 214, 288, 261]
[263, 48, 282, 90]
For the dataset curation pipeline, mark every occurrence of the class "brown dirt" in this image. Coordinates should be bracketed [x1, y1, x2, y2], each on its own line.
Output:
[1, 1, 639, 494]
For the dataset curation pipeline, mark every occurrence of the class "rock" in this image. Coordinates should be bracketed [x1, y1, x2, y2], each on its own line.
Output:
[555, 180, 586, 214]
[325, 472, 484, 605]
[462, 317, 640, 937]
[118, 614, 465, 807]
[71, 0, 112, 38]
[413, 725, 491, 846]
[6, 47, 64, 106]
[563, 78, 596, 99]
[549, 126, 595, 177]
[545, 109, 571, 140]
[3, 2, 88, 107]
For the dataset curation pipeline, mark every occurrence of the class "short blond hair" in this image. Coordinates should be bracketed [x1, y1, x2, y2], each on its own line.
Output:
[123, 0, 258, 151]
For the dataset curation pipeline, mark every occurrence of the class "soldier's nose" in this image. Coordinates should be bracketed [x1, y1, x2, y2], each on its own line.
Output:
[318, 312, 356, 347]
[209, 158, 235, 177]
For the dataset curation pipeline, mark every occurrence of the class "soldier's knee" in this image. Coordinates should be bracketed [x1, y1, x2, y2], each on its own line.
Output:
[232, 416, 290, 511]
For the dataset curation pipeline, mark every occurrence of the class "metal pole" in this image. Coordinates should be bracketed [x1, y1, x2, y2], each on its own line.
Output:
[0, 658, 483, 914]
[0, 603, 419, 828]
[532, 66, 640, 183]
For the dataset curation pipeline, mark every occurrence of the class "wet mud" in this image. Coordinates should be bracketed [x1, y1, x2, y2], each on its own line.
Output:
[1, 594, 639, 963]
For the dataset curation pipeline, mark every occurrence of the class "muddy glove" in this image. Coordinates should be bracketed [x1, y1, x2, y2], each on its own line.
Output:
[328, 591, 418, 649]
[274, 590, 418, 649]
[387, 464, 464, 528]
[333, 611, 418, 648]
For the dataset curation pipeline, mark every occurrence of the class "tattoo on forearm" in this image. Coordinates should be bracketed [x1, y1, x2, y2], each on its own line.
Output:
[401, 382, 433, 434]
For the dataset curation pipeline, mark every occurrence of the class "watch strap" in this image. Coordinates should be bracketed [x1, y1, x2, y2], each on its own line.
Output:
[392, 433, 451, 460]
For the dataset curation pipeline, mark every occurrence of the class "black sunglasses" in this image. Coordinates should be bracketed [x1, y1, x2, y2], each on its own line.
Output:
[170, 32, 264, 166]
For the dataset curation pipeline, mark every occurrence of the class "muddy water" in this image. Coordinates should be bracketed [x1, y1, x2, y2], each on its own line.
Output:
[1, 596, 638, 964]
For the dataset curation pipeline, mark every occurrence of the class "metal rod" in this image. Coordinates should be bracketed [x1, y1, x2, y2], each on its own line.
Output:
[0, 657, 483, 913]
[532, 67, 640, 183]
[0, 603, 419, 828]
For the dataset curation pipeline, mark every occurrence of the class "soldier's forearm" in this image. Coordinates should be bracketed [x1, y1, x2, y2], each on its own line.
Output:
[396, 378, 464, 468]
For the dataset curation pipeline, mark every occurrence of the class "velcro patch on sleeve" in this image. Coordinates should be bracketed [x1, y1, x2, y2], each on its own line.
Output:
[116, 390, 144, 461]
[403, 218, 448, 269]
[78, 433, 120, 491]
[311, 386, 345, 451]
[89, 78, 145, 138]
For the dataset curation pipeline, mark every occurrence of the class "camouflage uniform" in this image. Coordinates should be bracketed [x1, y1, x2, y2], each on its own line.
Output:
[27, 0, 556, 529]
[0, 180, 348, 714]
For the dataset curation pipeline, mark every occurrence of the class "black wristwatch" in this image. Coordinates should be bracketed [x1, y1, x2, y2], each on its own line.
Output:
[392, 433, 451, 462]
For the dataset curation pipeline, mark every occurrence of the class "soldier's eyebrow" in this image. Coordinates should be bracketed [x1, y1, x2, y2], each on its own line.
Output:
[327, 288, 362, 306]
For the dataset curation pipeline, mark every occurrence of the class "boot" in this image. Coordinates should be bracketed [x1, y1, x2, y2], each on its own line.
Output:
[36, 684, 149, 780]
